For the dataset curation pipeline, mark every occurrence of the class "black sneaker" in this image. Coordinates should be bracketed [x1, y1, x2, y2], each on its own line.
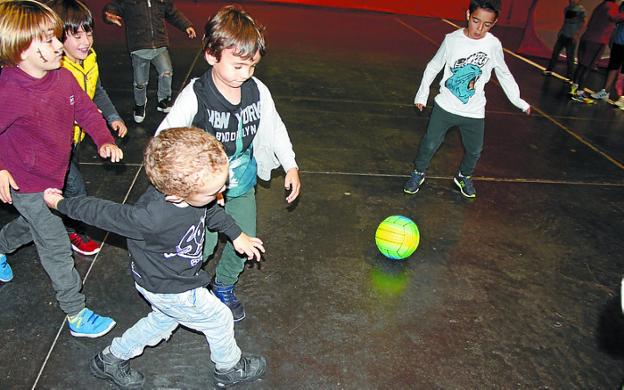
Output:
[403, 170, 425, 194]
[90, 350, 145, 389]
[210, 276, 245, 322]
[133, 101, 146, 123]
[156, 97, 172, 113]
[453, 173, 476, 198]
[214, 354, 267, 388]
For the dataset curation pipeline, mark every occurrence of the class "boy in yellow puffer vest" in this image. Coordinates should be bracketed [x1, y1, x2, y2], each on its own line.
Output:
[50, 0, 127, 255]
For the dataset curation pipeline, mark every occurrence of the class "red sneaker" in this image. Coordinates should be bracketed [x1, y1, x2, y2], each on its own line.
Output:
[69, 233, 101, 256]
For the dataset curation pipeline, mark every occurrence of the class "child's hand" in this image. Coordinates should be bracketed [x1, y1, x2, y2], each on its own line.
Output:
[0, 170, 19, 204]
[216, 192, 225, 207]
[186, 27, 196, 39]
[284, 168, 301, 203]
[524, 106, 531, 115]
[43, 188, 64, 209]
[99, 143, 124, 163]
[104, 11, 123, 26]
[110, 120, 128, 138]
[232, 233, 265, 261]
[415, 103, 425, 111]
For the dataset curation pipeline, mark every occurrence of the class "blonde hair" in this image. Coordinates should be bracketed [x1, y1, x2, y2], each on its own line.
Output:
[0, 0, 62, 66]
[203, 4, 266, 61]
[144, 127, 228, 198]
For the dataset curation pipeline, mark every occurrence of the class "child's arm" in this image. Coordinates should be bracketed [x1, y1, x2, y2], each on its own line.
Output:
[414, 36, 448, 110]
[103, 0, 124, 27]
[163, 2, 195, 38]
[70, 75, 124, 161]
[492, 44, 531, 115]
[205, 202, 265, 261]
[44, 188, 148, 240]
[93, 78, 127, 137]
[155, 82, 198, 135]
[255, 80, 301, 202]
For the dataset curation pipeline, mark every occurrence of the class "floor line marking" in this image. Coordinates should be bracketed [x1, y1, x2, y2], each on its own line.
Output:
[300, 170, 624, 187]
[395, 17, 624, 171]
[32, 166, 144, 390]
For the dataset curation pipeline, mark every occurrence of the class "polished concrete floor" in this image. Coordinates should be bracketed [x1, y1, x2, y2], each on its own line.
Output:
[1, 1, 624, 388]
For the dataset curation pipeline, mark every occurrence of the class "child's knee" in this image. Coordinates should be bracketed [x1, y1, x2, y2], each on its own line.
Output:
[134, 81, 147, 90]
[159, 70, 173, 78]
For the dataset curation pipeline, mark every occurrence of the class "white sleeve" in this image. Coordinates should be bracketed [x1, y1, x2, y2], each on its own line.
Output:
[155, 80, 199, 135]
[414, 35, 448, 106]
[492, 43, 530, 112]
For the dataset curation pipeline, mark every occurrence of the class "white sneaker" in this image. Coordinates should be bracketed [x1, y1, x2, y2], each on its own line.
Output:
[590, 89, 609, 100]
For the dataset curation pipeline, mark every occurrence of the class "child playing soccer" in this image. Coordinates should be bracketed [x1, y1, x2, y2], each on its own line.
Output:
[44, 127, 267, 389]
[0, 0, 123, 337]
[157, 5, 301, 322]
[403, 0, 530, 199]
[103, 0, 196, 123]
[49, 0, 128, 256]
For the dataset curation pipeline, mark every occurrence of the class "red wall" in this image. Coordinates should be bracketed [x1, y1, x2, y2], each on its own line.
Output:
[255, 0, 535, 27]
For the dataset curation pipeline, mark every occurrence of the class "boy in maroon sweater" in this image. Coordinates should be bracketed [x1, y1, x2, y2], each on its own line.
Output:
[0, 0, 123, 338]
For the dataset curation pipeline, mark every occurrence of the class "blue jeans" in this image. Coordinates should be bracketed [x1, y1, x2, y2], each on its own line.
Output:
[130, 47, 173, 104]
[110, 284, 241, 370]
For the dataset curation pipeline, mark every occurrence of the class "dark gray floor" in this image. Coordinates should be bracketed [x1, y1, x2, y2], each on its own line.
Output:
[1, 1, 624, 388]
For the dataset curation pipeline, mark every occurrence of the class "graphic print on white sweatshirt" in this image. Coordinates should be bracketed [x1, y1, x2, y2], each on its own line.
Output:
[445, 52, 490, 104]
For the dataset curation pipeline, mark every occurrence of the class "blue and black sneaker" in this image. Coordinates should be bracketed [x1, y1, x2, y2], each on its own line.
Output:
[454, 173, 476, 198]
[210, 277, 245, 322]
[403, 170, 425, 194]
[0, 254, 13, 282]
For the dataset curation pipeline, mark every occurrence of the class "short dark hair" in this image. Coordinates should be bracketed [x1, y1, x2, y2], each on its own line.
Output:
[203, 4, 266, 61]
[469, 0, 501, 18]
[47, 0, 93, 42]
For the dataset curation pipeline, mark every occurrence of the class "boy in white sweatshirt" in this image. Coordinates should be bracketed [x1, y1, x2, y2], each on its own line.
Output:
[157, 4, 301, 322]
[404, 0, 531, 198]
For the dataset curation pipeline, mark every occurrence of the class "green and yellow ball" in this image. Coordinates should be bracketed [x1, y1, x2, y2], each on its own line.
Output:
[375, 215, 420, 260]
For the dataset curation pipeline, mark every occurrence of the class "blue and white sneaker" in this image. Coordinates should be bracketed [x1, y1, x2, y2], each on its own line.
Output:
[0, 254, 13, 282]
[68, 308, 116, 338]
[403, 170, 426, 194]
[454, 173, 476, 198]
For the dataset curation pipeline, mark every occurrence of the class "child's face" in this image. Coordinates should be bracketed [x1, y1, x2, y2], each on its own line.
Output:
[465, 7, 497, 40]
[19, 28, 63, 78]
[63, 27, 94, 63]
[206, 47, 261, 91]
[183, 168, 229, 207]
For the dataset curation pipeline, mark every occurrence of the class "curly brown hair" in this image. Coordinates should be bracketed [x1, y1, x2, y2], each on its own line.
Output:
[144, 127, 228, 198]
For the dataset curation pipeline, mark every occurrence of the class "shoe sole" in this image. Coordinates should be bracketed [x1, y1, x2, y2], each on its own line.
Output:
[133, 115, 145, 124]
[71, 244, 101, 256]
[70, 319, 116, 338]
[0, 275, 13, 282]
[453, 177, 476, 198]
[90, 358, 145, 389]
[403, 177, 425, 195]
[156, 106, 171, 113]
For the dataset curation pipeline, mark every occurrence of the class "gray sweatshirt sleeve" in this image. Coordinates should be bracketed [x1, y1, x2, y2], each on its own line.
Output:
[93, 78, 122, 124]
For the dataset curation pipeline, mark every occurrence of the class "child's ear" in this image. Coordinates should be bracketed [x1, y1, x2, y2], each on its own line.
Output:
[204, 51, 218, 66]
[165, 194, 184, 203]
[466, 10, 470, 21]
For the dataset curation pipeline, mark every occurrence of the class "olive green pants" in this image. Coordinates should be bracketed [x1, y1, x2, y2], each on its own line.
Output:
[203, 188, 256, 285]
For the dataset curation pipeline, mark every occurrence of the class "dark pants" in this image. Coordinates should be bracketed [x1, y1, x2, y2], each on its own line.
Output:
[0, 191, 85, 315]
[63, 146, 87, 234]
[414, 104, 485, 177]
[546, 34, 576, 79]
